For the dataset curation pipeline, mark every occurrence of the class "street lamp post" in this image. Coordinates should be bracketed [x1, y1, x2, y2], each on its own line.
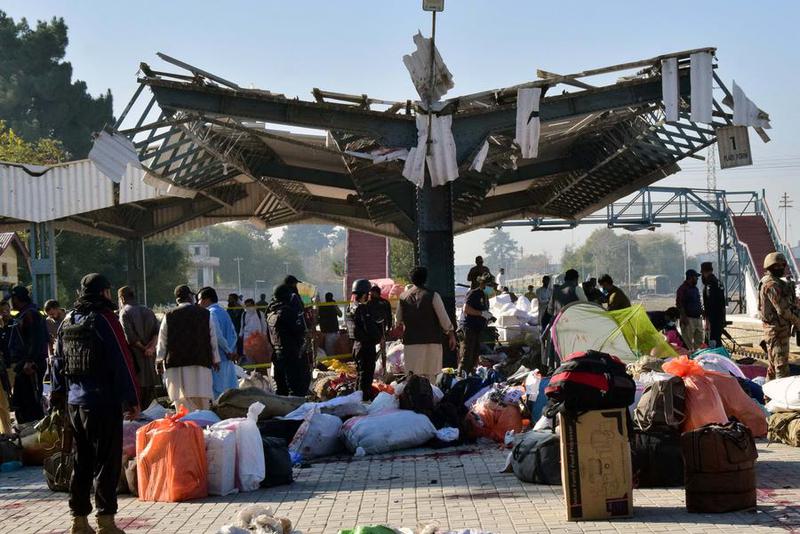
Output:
[233, 257, 243, 295]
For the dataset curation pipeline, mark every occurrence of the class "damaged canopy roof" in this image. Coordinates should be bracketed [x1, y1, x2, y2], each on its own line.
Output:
[2, 47, 758, 241]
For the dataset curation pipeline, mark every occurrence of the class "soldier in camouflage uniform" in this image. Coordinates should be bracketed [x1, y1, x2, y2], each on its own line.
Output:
[758, 252, 800, 380]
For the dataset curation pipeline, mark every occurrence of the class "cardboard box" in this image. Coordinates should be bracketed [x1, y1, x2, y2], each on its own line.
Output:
[558, 409, 633, 521]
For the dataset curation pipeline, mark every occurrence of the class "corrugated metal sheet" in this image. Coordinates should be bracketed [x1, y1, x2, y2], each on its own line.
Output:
[153, 182, 266, 238]
[0, 160, 114, 222]
[88, 130, 141, 183]
[119, 165, 179, 203]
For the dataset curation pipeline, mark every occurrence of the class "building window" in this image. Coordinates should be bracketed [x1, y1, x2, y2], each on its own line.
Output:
[194, 246, 201, 256]
[196, 268, 204, 286]
[1, 263, 6, 277]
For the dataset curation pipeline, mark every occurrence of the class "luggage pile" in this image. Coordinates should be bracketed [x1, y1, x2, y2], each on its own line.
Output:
[502, 348, 765, 519]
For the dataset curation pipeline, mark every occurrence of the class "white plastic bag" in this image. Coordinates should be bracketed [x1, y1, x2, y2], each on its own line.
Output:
[209, 401, 266, 492]
[283, 391, 364, 421]
[289, 410, 343, 460]
[763, 376, 800, 411]
[140, 400, 168, 421]
[524, 370, 542, 403]
[204, 428, 238, 496]
[376, 341, 406, 376]
[367, 391, 399, 414]
[341, 409, 436, 455]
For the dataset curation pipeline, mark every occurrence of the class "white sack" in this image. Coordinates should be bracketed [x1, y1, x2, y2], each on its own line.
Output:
[763, 376, 800, 411]
[289, 410, 343, 460]
[204, 429, 238, 496]
[341, 410, 436, 455]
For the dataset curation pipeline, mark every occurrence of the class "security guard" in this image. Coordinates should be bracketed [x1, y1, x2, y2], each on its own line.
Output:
[346, 279, 382, 400]
[758, 252, 800, 380]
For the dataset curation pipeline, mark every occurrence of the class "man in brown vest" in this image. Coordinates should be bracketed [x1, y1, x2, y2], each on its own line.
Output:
[155, 285, 220, 410]
[395, 266, 457, 381]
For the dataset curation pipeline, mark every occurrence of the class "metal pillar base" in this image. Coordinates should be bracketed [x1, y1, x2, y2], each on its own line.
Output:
[28, 223, 57, 305]
[416, 179, 457, 367]
[125, 238, 147, 305]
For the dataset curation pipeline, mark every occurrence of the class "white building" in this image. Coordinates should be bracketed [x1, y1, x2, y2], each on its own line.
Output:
[187, 242, 219, 289]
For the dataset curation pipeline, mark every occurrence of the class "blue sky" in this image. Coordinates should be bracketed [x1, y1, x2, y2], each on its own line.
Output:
[5, 1, 800, 266]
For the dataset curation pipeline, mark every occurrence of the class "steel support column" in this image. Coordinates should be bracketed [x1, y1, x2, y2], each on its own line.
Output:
[125, 238, 146, 304]
[28, 223, 57, 305]
[416, 178, 457, 367]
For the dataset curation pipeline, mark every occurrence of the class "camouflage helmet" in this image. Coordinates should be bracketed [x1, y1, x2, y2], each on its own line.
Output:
[764, 252, 787, 270]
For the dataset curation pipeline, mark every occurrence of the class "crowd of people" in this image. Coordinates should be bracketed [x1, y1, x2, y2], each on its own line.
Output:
[0, 248, 797, 533]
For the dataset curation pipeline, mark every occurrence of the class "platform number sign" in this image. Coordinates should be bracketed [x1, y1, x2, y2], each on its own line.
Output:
[423, 0, 445, 11]
[717, 125, 753, 169]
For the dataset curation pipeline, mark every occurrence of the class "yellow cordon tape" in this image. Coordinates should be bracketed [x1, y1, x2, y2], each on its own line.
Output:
[225, 298, 399, 311]
[240, 362, 272, 370]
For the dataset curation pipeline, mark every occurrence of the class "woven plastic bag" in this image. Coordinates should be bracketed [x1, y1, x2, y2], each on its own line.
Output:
[663, 356, 727, 432]
[243, 331, 272, 364]
[136, 406, 208, 502]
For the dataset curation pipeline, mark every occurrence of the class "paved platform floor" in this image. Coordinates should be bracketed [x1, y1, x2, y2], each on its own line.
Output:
[1, 440, 799, 534]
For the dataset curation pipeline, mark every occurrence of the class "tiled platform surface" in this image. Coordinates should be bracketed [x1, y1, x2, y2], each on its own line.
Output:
[1, 440, 798, 533]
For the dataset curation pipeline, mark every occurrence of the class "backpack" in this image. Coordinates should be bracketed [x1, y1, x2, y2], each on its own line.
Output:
[510, 431, 562, 485]
[544, 350, 635, 416]
[633, 376, 686, 433]
[61, 312, 103, 379]
[398, 374, 435, 418]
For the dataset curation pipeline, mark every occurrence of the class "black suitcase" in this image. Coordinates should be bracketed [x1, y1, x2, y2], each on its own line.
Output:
[631, 430, 683, 487]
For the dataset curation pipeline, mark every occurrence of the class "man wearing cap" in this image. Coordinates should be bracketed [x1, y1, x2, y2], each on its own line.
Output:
[52, 273, 139, 534]
[676, 269, 704, 351]
[458, 272, 492, 375]
[197, 287, 238, 400]
[155, 285, 221, 410]
[367, 285, 393, 370]
[267, 284, 310, 396]
[7, 285, 48, 424]
[759, 252, 800, 380]
[700, 262, 726, 349]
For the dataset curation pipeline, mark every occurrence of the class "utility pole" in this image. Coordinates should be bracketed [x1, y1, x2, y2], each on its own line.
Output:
[680, 225, 689, 274]
[233, 257, 243, 295]
[627, 236, 631, 292]
[779, 192, 793, 243]
[706, 148, 717, 254]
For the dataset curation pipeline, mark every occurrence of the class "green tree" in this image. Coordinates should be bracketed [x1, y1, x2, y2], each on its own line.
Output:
[560, 228, 646, 288]
[278, 224, 339, 259]
[389, 239, 415, 283]
[0, 120, 66, 164]
[636, 233, 696, 289]
[187, 223, 303, 295]
[0, 11, 113, 158]
[55, 233, 187, 306]
[483, 228, 520, 272]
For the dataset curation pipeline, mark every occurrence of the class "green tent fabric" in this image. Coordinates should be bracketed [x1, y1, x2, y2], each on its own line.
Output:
[607, 304, 677, 359]
[337, 526, 397, 534]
